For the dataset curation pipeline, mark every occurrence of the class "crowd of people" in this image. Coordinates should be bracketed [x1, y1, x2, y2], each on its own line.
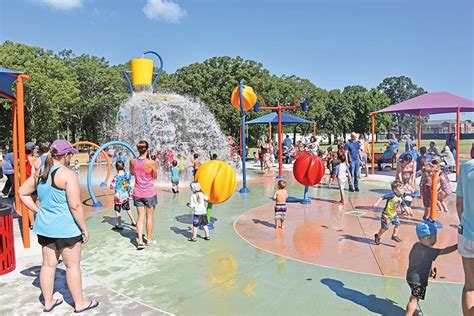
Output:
[0, 133, 473, 315]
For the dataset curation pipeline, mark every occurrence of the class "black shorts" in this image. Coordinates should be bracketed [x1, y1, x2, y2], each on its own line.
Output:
[37, 234, 83, 250]
[114, 201, 130, 212]
[133, 196, 158, 208]
[193, 214, 208, 227]
[408, 282, 426, 300]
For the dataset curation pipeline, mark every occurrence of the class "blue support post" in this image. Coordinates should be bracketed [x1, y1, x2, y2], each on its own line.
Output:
[121, 71, 134, 97]
[301, 185, 311, 204]
[87, 141, 138, 208]
[239, 79, 249, 194]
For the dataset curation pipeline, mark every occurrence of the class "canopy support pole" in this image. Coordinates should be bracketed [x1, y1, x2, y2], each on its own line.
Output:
[417, 111, 422, 149]
[371, 113, 375, 175]
[16, 76, 30, 248]
[276, 109, 284, 179]
[456, 106, 460, 178]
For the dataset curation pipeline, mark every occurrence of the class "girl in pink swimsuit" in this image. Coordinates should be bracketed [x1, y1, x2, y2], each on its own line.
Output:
[437, 167, 451, 213]
[130, 140, 158, 250]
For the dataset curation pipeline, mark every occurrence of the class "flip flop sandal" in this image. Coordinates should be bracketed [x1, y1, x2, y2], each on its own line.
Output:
[204, 236, 211, 241]
[74, 300, 99, 313]
[43, 299, 63, 312]
[136, 244, 145, 250]
[188, 237, 197, 242]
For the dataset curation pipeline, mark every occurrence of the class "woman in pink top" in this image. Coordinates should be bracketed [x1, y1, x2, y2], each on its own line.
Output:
[130, 140, 157, 250]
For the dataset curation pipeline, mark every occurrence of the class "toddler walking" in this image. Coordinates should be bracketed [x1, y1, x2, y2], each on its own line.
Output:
[187, 182, 210, 242]
[336, 156, 351, 204]
[273, 180, 288, 229]
[170, 160, 180, 194]
[110, 161, 136, 230]
[374, 180, 406, 244]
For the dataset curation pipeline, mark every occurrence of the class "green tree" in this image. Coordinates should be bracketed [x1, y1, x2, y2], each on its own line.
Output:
[321, 89, 354, 142]
[377, 76, 426, 136]
[0, 41, 80, 142]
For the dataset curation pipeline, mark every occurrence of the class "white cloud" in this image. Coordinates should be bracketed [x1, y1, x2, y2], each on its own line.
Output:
[143, 0, 187, 23]
[35, 0, 83, 10]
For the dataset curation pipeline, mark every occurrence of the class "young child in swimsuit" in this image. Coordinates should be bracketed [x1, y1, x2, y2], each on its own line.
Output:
[273, 180, 288, 229]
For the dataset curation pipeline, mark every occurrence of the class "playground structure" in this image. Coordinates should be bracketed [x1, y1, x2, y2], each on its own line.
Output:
[72, 141, 111, 188]
[122, 51, 164, 96]
[253, 97, 309, 179]
[87, 141, 138, 208]
[194, 160, 237, 227]
[292, 153, 325, 204]
[0, 67, 31, 248]
[230, 80, 257, 193]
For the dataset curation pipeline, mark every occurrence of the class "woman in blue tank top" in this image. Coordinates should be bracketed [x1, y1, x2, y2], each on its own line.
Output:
[19, 140, 98, 313]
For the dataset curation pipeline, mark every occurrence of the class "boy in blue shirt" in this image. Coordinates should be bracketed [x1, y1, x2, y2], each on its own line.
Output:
[170, 160, 180, 194]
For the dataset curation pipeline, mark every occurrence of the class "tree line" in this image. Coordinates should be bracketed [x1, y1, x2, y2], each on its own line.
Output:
[0, 41, 427, 147]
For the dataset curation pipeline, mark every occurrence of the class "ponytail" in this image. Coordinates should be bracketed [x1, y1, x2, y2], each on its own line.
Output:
[137, 140, 149, 156]
[39, 152, 54, 182]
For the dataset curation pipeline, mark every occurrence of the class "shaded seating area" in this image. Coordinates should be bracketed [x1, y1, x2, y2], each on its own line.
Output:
[370, 92, 474, 176]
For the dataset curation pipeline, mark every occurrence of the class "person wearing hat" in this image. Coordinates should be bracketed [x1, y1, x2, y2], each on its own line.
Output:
[18, 139, 98, 313]
[186, 181, 210, 242]
[405, 221, 457, 315]
[344, 132, 362, 192]
[457, 151, 474, 315]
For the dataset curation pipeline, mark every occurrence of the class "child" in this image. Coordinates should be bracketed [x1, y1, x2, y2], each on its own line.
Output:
[336, 156, 351, 204]
[437, 166, 451, 213]
[186, 182, 210, 241]
[192, 153, 201, 176]
[273, 180, 288, 229]
[72, 159, 80, 175]
[421, 159, 437, 220]
[253, 152, 258, 163]
[328, 152, 339, 188]
[405, 221, 457, 315]
[233, 152, 242, 171]
[170, 160, 180, 194]
[110, 161, 137, 230]
[373, 180, 406, 244]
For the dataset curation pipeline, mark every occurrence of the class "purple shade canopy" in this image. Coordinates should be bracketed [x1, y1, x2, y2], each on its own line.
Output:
[374, 92, 474, 116]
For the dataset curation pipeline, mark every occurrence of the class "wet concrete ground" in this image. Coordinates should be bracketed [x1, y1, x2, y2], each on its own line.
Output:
[0, 165, 464, 315]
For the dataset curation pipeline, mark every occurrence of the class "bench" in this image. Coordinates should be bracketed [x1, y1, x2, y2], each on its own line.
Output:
[370, 152, 397, 170]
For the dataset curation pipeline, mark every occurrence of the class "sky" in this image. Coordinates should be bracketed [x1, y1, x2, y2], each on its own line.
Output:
[0, 0, 472, 120]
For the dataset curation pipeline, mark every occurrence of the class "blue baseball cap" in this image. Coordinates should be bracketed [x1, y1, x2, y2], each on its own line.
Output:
[416, 221, 440, 238]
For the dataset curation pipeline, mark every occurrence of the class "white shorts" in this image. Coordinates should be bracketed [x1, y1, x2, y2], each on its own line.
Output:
[458, 234, 474, 258]
[338, 179, 347, 190]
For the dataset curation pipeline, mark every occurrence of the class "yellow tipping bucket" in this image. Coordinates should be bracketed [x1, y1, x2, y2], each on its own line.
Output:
[131, 58, 154, 87]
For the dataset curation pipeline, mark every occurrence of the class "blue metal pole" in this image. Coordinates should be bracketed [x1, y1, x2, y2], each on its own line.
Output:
[121, 71, 134, 97]
[87, 140, 138, 207]
[238, 79, 249, 194]
[143, 51, 164, 93]
[301, 185, 311, 204]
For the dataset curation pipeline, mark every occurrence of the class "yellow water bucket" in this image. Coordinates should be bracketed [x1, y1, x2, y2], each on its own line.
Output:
[131, 58, 154, 87]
